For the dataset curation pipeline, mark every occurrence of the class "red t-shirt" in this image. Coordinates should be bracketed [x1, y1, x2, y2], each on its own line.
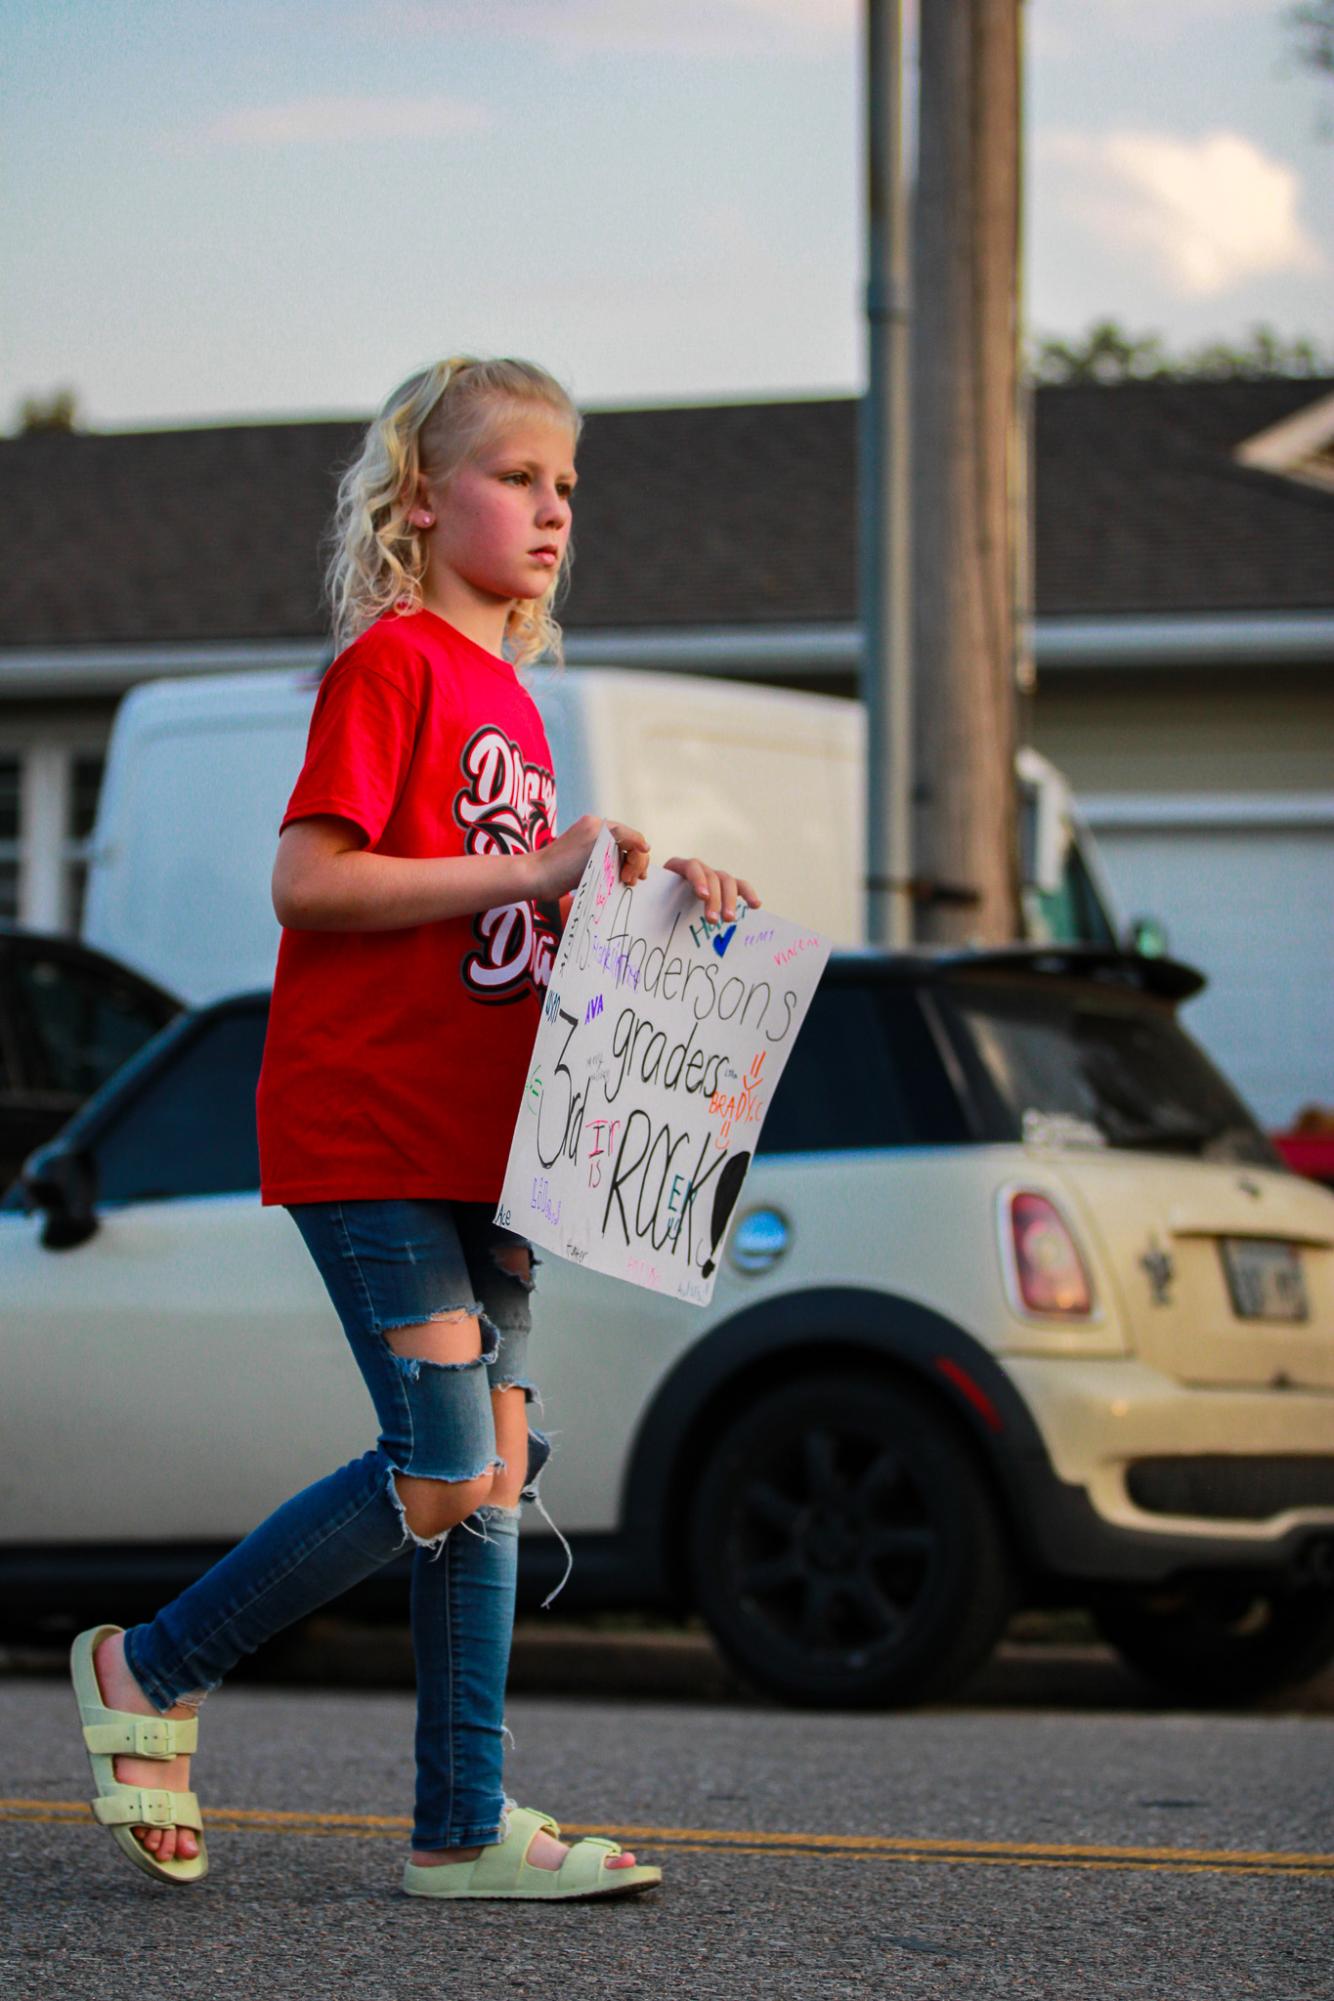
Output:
[256, 608, 559, 1205]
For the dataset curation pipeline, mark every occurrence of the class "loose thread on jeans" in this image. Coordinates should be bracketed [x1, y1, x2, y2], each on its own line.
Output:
[529, 1484, 574, 1609]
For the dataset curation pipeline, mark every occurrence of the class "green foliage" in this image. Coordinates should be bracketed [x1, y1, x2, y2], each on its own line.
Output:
[17, 388, 81, 434]
[1287, 0, 1334, 76]
[1029, 319, 1334, 385]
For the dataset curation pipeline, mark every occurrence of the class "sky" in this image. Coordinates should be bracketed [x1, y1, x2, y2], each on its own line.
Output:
[3, 0, 1331, 430]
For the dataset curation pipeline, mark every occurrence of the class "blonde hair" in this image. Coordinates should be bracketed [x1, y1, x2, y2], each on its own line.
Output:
[325, 355, 583, 665]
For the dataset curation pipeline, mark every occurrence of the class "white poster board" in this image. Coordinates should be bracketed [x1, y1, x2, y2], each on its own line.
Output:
[496, 827, 831, 1305]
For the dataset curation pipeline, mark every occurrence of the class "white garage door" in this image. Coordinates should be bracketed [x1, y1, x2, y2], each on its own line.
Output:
[1089, 815, 1334, 1131]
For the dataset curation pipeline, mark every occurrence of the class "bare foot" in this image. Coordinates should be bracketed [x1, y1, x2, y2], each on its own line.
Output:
[91, 1631, 200, 1864]
[411, 1827, 638, 1871]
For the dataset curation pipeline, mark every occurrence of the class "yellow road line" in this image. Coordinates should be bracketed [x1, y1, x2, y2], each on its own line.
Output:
[635, 1841, 1334, 1881]
[4, 1800, 1332, 1878]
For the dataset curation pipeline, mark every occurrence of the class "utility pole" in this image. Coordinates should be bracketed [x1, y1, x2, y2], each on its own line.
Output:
[860, 0, 914, 948]
[910, 0, 1023, 945]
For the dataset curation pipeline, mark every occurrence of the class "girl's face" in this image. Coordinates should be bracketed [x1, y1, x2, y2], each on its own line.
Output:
[419, 407, 577, 610]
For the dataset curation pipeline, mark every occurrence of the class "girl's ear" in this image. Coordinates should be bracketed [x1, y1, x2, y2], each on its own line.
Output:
[406, 479, 435, 531]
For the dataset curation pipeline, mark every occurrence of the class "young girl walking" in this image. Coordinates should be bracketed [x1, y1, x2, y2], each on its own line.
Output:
[69, 354, 759, 1901]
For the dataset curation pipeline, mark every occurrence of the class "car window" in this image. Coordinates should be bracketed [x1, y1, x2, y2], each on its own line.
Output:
[95, 1008, 268, 1202]
[758, 983, 967, 1154]
[10, 949, 177, 1098]
[1033, 844, 1118, 949]
[935, 978, 1280, 1167]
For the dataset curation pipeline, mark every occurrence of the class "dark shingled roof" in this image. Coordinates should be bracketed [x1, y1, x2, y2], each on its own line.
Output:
[1034, 378, 1334, 620]
[1, 378, 1331, 650]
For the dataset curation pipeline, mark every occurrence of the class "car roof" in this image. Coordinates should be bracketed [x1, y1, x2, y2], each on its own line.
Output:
[0, 924, 183, 1008]
[181, 947, 1205, 1022]
[826, 943, 1205, 1003]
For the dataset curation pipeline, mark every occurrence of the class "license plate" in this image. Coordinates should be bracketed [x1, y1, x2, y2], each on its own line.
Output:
[1220, 1238, 1309, 1323]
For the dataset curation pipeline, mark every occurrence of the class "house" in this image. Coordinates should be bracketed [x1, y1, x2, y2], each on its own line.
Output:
[2, 378, 1331, 1129]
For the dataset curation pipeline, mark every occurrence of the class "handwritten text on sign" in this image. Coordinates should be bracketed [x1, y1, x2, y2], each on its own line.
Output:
[496, 827, 831, 1304]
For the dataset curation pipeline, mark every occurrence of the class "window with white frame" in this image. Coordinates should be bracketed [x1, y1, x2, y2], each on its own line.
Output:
[0, 741, 107, 934]
[66, 751, 106, 932]
[0, 756, 20, 923]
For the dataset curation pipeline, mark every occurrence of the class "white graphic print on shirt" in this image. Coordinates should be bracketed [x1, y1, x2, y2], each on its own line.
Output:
[453, 724, 560, 1003]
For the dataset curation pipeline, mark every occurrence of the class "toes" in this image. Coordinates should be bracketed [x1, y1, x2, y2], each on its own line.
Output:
[138, 1825, 194, 1860]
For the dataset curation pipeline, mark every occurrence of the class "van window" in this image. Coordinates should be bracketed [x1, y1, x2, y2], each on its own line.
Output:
[1033, 844, 1118, 949]
[95, 1008, 268, 1202]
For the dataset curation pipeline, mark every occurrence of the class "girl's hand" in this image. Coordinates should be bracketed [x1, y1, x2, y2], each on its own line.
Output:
[527, 816, 651, 902]
[664, 857, 761, 926]
[606, 820, 650, 887]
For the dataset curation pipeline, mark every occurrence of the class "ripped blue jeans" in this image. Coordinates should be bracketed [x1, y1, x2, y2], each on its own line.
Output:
[122, 1199, 571, 1851]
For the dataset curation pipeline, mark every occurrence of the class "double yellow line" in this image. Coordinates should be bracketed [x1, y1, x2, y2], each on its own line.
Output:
[4, 1800, 1332, 1880]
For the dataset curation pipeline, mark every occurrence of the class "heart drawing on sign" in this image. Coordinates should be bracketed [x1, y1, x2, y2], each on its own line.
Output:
[711, 924, 737, 958]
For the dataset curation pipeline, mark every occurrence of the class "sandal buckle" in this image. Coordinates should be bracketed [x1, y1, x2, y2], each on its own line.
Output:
[132, 1788, 175, 1826]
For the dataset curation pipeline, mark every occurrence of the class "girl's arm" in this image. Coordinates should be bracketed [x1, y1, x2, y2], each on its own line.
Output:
[272, 813, 643, 932]
[272, 816, 532, 931]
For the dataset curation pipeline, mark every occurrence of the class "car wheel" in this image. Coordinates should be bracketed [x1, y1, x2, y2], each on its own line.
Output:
[1093, 1580, 1334, 1703]
[686, 1371, 1013, 1708]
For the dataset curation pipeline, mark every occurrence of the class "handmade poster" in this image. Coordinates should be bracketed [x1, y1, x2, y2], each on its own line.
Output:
[496, 826, 831, 1305]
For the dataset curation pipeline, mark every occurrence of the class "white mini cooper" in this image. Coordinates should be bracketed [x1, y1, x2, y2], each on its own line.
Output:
[4, 947, 1333, 1708]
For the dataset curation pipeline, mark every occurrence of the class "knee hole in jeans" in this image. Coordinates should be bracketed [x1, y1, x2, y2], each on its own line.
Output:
[391, 1465, 499, 1543]
[380, 1316, 505, 1541]
[382, 1312, 483, 1369]
[491, 1246, 535, 1291]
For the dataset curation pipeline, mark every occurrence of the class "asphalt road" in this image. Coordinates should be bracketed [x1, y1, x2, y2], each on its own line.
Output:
[3, 1672, 1332, 2001]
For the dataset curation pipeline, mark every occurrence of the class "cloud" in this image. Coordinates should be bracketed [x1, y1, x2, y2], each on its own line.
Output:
[1037, 128, 1324, 298]
[185, 93, 492, 148]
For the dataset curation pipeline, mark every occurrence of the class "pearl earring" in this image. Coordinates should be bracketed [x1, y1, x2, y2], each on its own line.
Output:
[413, 510, 435, 529]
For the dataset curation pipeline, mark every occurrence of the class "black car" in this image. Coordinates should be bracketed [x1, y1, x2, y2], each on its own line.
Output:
[0, 929, 182, 1192]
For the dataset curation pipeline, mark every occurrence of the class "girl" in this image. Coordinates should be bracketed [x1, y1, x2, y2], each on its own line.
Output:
[69, 354, 759, 1902]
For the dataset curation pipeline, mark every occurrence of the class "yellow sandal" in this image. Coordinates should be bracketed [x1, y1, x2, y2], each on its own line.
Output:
[69, 1623, 209, 1887]
[402, 1804, 662, 1901]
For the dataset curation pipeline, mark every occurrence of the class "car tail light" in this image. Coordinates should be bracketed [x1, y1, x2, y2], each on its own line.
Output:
[1007, 1190, 1094, 1315]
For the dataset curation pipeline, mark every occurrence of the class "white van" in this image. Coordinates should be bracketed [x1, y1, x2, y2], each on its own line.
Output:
[82, 667, 1126, 1004]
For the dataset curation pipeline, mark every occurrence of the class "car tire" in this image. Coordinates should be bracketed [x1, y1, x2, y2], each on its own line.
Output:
[1092, 1579, 1334, 1703]
[686, 1371, 1013, 1708]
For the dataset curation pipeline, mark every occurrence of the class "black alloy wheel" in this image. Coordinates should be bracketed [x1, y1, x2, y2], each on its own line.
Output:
[686, 1372, 1013, 1708]
[1093, 1578, 1334, 1703]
